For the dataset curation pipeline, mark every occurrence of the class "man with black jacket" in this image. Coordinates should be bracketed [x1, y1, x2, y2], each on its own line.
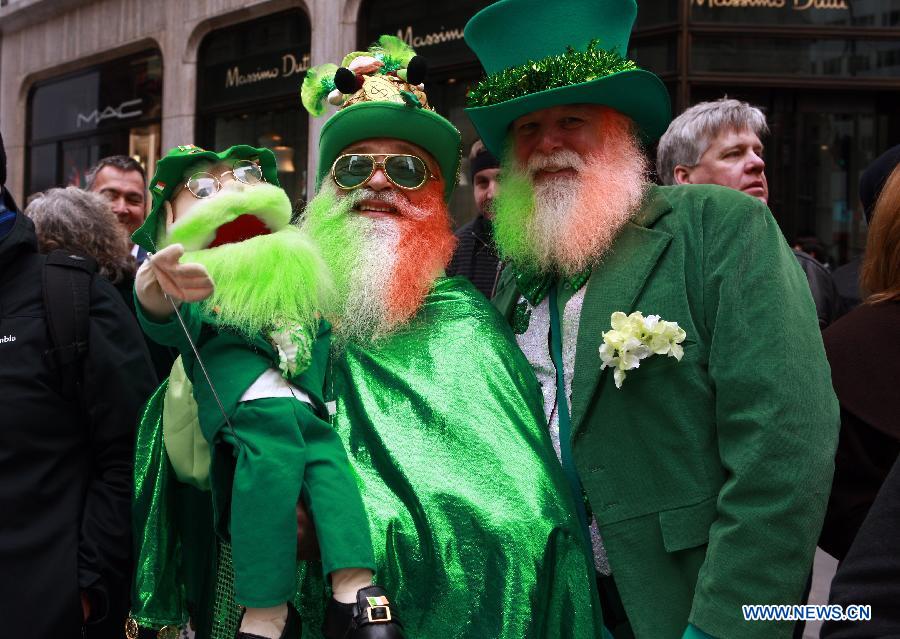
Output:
[0, 130, 157, 637]
[446, 140, 502, 298]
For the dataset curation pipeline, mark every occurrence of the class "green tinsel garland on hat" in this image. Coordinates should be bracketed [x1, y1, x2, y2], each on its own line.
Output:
[467, 40, 638, 108]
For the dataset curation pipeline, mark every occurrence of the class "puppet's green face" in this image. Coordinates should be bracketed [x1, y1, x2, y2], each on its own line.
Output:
[160, 160, 291, 251]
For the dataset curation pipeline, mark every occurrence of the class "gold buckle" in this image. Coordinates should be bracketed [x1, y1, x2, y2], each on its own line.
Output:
[124, 617, 179, 639]
[366, 605, 392, 624]
[125, 617, 139, 639]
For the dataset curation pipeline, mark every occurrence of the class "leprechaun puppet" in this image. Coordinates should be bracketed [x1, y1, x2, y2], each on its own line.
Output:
[128, 144, 404, 639]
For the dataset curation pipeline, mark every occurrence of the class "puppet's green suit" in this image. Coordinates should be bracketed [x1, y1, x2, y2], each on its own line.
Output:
[134, 303, 373, 611]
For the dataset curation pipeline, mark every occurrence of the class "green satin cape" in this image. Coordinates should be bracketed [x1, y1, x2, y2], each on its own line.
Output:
[295, 277, 603, 638]
[131, 277, 602, 638]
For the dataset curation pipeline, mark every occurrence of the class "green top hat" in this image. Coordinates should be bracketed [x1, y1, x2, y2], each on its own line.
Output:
[464, 0, 672, 158]
[301, 35, 461, 201]
[132, 144, 279, 252]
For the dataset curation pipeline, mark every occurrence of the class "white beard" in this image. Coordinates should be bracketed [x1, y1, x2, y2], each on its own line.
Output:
[524, 150, 586, 271]
[334, 216, 401, 345]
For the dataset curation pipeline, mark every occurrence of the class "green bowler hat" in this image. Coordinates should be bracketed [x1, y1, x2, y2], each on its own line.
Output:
[464, 0, 672, 158]
[132, 144, 279, 252]
[301, 35, 461, 201]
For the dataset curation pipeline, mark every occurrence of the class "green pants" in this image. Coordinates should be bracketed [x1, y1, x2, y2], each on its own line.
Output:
[217, 396, 375, 608]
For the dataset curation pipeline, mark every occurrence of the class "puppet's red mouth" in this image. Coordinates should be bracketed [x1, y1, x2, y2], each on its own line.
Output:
[207, 214, 271, 248]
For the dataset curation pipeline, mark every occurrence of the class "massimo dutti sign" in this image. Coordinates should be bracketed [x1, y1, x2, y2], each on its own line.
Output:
[200, 50, 311, 108]
[691, 0, 855, 24]
[692, 0, 848, 9]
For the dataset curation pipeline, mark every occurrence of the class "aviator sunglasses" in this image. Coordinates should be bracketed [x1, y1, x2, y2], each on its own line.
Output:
[184, 160, 265, 199]
[331, 153, 436, 191]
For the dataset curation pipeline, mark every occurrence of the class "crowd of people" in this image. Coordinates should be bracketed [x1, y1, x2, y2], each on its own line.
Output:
[1, 1, 898, 638]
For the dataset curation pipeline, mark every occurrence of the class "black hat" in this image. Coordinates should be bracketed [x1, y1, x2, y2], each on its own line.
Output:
[469, 145, 499, 183]
[859, 144, 900, 224]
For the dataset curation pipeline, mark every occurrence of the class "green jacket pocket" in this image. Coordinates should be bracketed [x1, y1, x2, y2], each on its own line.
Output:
[658, 495, 717, 552]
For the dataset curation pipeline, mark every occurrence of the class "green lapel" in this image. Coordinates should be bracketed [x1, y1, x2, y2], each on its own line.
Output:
[491, 266, 520, 322]
[569, 187, 673, 435]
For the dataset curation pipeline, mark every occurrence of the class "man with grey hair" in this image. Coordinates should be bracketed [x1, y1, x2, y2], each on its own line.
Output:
[657, 97, 842, 328]
[657, 97, 769, 202]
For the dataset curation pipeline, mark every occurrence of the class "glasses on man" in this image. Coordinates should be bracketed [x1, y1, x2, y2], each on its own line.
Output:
[185, 160, 264, 199]
[331, 154, 435, 191]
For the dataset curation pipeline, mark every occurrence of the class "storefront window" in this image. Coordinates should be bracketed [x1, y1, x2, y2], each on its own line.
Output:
[635, 0, 679, 29]
[197, 10, 311, 210]
[26, 49, 162, 197]
[629, 36, 679, 74]
[691, 36, 900, 77]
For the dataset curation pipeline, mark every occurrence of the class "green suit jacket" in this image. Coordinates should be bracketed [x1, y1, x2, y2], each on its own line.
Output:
[494, 184, 840, 639]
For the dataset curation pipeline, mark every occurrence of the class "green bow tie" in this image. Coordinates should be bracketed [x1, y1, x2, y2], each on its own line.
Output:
[514, 267, 592, 306]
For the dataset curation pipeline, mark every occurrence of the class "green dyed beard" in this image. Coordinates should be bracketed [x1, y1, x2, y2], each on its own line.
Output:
[160, 182, 333, 337]
[298, 186, 366, 318]
[491, 146, 540, 271]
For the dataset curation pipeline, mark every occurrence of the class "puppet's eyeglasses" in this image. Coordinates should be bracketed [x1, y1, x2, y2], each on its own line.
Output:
[185, 160, 264, 199]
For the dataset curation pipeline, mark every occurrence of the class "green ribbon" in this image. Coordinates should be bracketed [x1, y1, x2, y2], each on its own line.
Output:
[514, 267, 592, 307]
[548, 283, 592, 549]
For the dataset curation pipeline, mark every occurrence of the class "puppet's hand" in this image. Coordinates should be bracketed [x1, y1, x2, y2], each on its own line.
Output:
[136, 244, 214, 319]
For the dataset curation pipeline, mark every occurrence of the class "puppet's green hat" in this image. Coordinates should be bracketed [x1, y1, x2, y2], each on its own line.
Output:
[464, 0, 672, 158]
[132, 144, 279, 252]
[301, 35, 461, 201]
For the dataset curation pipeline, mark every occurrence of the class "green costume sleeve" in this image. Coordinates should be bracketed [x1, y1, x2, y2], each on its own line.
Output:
[131, 381, 188, 629]
[135, 294, 204, 356]
[690, 193, 840, 635]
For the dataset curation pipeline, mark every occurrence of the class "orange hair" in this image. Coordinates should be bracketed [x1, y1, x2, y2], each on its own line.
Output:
[861, 163, 900, 304]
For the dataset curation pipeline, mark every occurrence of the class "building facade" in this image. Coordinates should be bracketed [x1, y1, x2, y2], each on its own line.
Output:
[1, 0, 899, 263]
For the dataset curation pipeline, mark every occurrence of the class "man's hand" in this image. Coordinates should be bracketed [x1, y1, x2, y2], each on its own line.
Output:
[135, 244, 214, 320]
[296, 500, 321, 560]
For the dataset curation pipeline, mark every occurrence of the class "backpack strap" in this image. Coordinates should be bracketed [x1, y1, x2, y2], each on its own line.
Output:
[43, 250, 98, 401]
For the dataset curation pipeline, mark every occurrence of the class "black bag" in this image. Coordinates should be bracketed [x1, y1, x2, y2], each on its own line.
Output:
[43, 249, 98, 401]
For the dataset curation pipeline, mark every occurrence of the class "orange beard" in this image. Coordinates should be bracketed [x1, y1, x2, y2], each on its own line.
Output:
[558, 111, 648, 274]
[384, 186, 456, 325]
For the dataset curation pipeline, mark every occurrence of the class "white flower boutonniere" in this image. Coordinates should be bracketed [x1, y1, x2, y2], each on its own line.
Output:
[598, 311, 686, 389]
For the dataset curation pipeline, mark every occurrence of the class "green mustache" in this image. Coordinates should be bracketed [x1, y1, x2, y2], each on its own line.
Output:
[163, 183, 292, 251]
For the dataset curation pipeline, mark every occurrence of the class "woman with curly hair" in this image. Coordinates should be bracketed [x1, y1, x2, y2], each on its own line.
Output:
[25, 186, 135, 286]
[26, 186, 175, 380]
